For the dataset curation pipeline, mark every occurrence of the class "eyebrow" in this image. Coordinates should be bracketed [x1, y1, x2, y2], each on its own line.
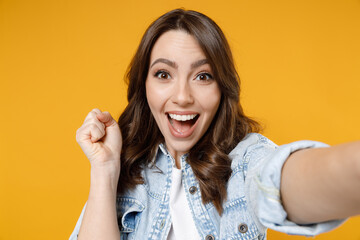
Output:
[150, 58, 209, 69]
[190, 59, 209, 69]
[150, 58, 178, 69]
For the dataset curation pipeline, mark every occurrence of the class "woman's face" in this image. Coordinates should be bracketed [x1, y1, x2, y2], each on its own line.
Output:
[145, 30, 221, 162]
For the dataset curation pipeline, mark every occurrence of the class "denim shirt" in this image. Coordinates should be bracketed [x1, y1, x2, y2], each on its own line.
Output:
[70, 133, 345, 240]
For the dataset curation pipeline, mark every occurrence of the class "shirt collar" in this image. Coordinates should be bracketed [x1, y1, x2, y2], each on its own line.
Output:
[158, 143, 169, 156]
[157, 143, 189, 169]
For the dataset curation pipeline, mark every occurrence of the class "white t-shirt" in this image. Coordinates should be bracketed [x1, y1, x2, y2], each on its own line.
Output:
[167, 166, 201, 240]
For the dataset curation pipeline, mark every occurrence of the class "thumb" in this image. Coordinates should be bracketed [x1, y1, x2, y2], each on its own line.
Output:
[96, 112, 122, 152]
[96, 111, 117, 128]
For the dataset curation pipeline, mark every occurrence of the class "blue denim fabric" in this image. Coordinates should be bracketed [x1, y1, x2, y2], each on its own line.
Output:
[69, 133, 345, 240]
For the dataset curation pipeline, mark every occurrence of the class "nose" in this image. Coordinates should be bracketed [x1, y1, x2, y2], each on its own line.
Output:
[171, 78, 194, 106]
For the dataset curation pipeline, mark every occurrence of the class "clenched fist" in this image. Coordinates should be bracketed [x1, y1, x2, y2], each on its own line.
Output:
[76, 108, 122, 176]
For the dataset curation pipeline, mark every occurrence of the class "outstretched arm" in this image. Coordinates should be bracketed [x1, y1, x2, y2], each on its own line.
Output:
[280, 141, 360, 224]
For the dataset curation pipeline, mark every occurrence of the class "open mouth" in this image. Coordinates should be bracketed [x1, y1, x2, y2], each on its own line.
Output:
[167, 113, 199, 136]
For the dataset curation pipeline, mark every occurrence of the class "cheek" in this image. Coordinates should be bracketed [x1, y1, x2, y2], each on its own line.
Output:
[146, 80, 167, 119]
[199, 86, 221, 114]
[145, 80, 157, 110]
[146, 78, 172, 107]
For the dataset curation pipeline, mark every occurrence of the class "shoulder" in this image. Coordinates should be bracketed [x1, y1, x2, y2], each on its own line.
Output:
[229, 133, 278, 175]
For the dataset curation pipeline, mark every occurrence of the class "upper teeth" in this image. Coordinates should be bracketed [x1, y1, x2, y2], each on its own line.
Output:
[169, 114, 197, 121]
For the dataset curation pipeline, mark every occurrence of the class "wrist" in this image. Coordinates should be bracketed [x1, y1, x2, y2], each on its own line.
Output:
[90, 159, 120, 179]
[89, 167, 120, 199]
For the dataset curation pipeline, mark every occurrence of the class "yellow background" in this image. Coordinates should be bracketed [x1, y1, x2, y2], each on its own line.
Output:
[0, 0, 359, 239]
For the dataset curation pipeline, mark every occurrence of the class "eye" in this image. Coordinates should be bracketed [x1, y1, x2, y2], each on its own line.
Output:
[195, 72, 213, 81]
[154, 70, 171, 79]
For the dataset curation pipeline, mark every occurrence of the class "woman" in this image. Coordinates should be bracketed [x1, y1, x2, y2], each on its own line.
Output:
[70, 9, 360, 240]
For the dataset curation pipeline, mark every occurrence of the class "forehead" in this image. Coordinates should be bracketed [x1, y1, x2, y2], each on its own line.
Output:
[150, 30, 206, 61]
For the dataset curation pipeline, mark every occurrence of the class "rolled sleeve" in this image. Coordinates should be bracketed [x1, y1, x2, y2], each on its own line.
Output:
[245, 136, 346, 236]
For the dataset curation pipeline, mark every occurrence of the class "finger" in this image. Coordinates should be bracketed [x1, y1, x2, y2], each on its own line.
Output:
[83, 108, 102, 123]
[96, 111, 117, 128]
[83, 117, 106, 131]
[83, 120, 106, 137]
[88, 124, 106, 143]
[91, 108, 102, 114]
[96, 112, 122, 152]
[76, 122, 106, 143]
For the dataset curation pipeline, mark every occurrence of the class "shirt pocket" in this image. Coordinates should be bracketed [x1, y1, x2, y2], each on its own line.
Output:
[116, 197, 145, 237]
[220, 197, 261, 240]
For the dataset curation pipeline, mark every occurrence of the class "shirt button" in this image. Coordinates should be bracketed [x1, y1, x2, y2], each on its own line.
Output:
[238, 223, 248, 233]
[205, 234, 215, 240]
[189, 186, 197, 194]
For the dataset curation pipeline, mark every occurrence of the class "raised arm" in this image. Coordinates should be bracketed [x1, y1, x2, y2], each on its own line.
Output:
[280, 141, 360, 224]
[75, 109, 122, 240]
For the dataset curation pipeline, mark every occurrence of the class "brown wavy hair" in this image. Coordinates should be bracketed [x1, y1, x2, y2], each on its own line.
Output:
[118, 9, 260, 214]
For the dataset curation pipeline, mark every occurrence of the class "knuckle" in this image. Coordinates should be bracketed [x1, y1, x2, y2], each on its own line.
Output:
[75, 131, 81, 142]
[75, 127, 82, 135]
[75, 127, 84, 142]
[87, 118, 98, 125]
[85, 112, 100, 123]
[89, 124, 98, 132]
[90, 125, 104, 137]
[89, 118, 105, 129]
[91, 108, 101, 114]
